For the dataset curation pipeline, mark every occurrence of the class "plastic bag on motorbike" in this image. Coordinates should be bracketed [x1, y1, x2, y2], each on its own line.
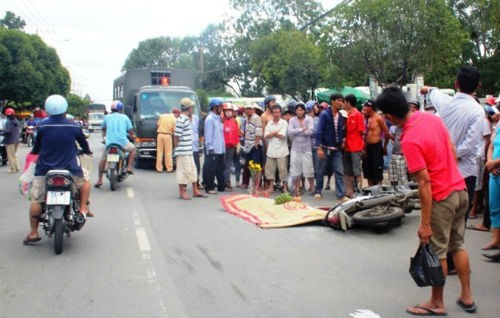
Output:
[79, 154, 93, 179]
[409, 243, 445, 287]
[18, 161, 36, 200]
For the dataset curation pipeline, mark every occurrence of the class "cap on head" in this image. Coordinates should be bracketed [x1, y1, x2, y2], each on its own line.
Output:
[45, 95, 68, 116]
[485, 96, 496, 106]
[305, 100, 316, 112]
[5, 108, 15, 116]
[172, 108, 181, 115]
[180, 97, 194, 108]
[111, 100, 124, 112]
[363, 99, 376, 108]
[264, 96, 276, 105]
[209, 98, 223, 110]
[222, 103, 234, 111]
[408, 99, 420, 108]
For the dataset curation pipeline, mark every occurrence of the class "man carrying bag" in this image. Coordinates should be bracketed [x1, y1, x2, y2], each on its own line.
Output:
[377, 86, 476, 316]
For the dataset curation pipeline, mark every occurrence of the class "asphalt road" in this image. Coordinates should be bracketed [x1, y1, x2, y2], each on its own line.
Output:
[0, 134, 498, 318]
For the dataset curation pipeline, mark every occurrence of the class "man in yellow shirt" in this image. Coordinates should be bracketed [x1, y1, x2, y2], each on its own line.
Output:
[156, 108, 180, 172]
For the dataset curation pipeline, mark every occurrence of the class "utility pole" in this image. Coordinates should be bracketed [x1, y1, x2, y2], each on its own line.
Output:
[199, 46, 205, 90]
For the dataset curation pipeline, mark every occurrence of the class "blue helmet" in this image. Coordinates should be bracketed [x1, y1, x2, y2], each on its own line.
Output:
[305, 100, 317, 112]
[45, 95, 68, 116]
[111, 100, 124, 111]
[264, 95, 276, 106]
[209, 98, 223, 110]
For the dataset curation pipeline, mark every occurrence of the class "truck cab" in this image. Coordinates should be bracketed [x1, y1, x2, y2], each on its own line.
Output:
[131, 85, 201, 167]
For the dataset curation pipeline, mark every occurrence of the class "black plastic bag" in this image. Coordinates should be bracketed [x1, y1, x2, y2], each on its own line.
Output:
[409, 243, 445, 287]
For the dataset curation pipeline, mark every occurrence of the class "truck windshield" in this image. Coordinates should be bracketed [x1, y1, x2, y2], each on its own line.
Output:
[89, 113, 104, 120]
[139, 91, 199, 119]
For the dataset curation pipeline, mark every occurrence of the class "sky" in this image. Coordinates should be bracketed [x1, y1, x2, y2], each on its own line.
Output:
[1, 0, 341, 102]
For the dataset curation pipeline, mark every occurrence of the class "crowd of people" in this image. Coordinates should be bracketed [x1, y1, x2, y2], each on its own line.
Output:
[2, 64, 499, 315]
[159, 65, 500, 315]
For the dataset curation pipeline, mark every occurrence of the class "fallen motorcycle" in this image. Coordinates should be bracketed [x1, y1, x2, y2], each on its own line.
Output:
[38, 170, 87, 254]
[324, 182, 419, 231]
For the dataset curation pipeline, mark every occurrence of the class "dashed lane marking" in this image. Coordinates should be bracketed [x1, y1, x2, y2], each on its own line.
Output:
[127, 187, 135, 199]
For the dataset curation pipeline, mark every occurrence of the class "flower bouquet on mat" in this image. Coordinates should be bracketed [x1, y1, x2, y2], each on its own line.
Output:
[248, 160, 262, 196]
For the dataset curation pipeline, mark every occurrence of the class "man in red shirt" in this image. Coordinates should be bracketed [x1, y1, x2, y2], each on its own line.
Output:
[342, 94, 365, 197]
[222, 103, 240, 189]
[377, 86, 476, 316]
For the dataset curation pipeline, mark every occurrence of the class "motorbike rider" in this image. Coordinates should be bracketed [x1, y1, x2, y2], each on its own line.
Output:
[94, 100, 136, 188]
[23, 95, 93, 245]
[26, 114, 37, 127]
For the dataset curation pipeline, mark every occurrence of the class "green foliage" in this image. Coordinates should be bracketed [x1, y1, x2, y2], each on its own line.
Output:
[0, 28, 70, 105]
[448, 0, 498, 60]
[195, 89, 209, 113]
[0, 11, 26, 30]
[66, 93, 90, 118]
[325, 0, 466, 86]
[250, 29, 324, 100]
[122, 36, 190, 70]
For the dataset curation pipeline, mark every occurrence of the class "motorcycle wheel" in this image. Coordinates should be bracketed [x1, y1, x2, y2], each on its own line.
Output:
[54, 218, 64, 255]
[352, 206, 404, 225]
[109, 169, 117, 191]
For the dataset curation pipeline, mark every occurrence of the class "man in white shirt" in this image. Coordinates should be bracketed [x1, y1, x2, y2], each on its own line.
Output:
[264, 105, 289, 192]
[421, 65, 484, 219]
[421, 65, 484, 275]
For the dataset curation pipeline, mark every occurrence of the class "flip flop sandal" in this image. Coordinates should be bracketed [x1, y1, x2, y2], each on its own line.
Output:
[178, 196, 192, 200]
[456, 299, 477, 313]
[193, 194, 208, 198]
[23, 236, 42, 245]
[481, 244, 500, 251]
[81, 210, 94, 218]
[94, 183, 103, 188]
[406, 305, 447, 316]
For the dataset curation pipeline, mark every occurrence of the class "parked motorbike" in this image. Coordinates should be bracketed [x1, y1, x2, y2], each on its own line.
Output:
[105, 143, 128, 191]
[38, 170, 87, 254]
[324, 182, 419, 231]
[25, 125, 36, 147]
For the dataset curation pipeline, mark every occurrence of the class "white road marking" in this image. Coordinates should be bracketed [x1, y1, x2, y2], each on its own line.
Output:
[349, 309, 381, 318]
[129, 185, 183, 317]
[135, 228, 151, 252]
[132, 209, 141, 226]
[127, 187, 135, 199]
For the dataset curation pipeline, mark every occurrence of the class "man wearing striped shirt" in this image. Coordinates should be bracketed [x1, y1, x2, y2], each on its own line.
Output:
[174, 98, 206, 200]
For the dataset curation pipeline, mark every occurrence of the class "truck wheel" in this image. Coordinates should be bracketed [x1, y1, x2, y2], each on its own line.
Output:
[352, 206, 404, 225]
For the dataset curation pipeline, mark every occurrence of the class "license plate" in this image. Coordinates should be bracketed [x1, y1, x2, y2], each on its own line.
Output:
[46, 191, 70, 205]
[107, 154, 120, 162]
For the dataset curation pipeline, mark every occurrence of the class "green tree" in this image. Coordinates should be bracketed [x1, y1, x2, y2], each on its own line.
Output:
[0, 28, 70, 107]
[249, 29, 324, 100]
[122, 36, 187, 70]
[0, 11, 26, 30]
[448, 0, 498, 60]
[447, 0, 500, 94]
[66, 93, 90, 118]
[324, 0, 466, 87]
[228, 0, 327, 96]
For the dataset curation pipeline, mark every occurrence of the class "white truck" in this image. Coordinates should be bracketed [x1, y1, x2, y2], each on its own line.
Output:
[87, 103, 106, 132]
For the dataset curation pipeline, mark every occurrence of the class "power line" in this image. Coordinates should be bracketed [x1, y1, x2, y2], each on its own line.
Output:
[299, 0, 353, 31]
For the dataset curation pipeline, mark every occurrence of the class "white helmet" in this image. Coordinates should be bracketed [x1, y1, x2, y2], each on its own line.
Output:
[45, 95, 68, 116]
